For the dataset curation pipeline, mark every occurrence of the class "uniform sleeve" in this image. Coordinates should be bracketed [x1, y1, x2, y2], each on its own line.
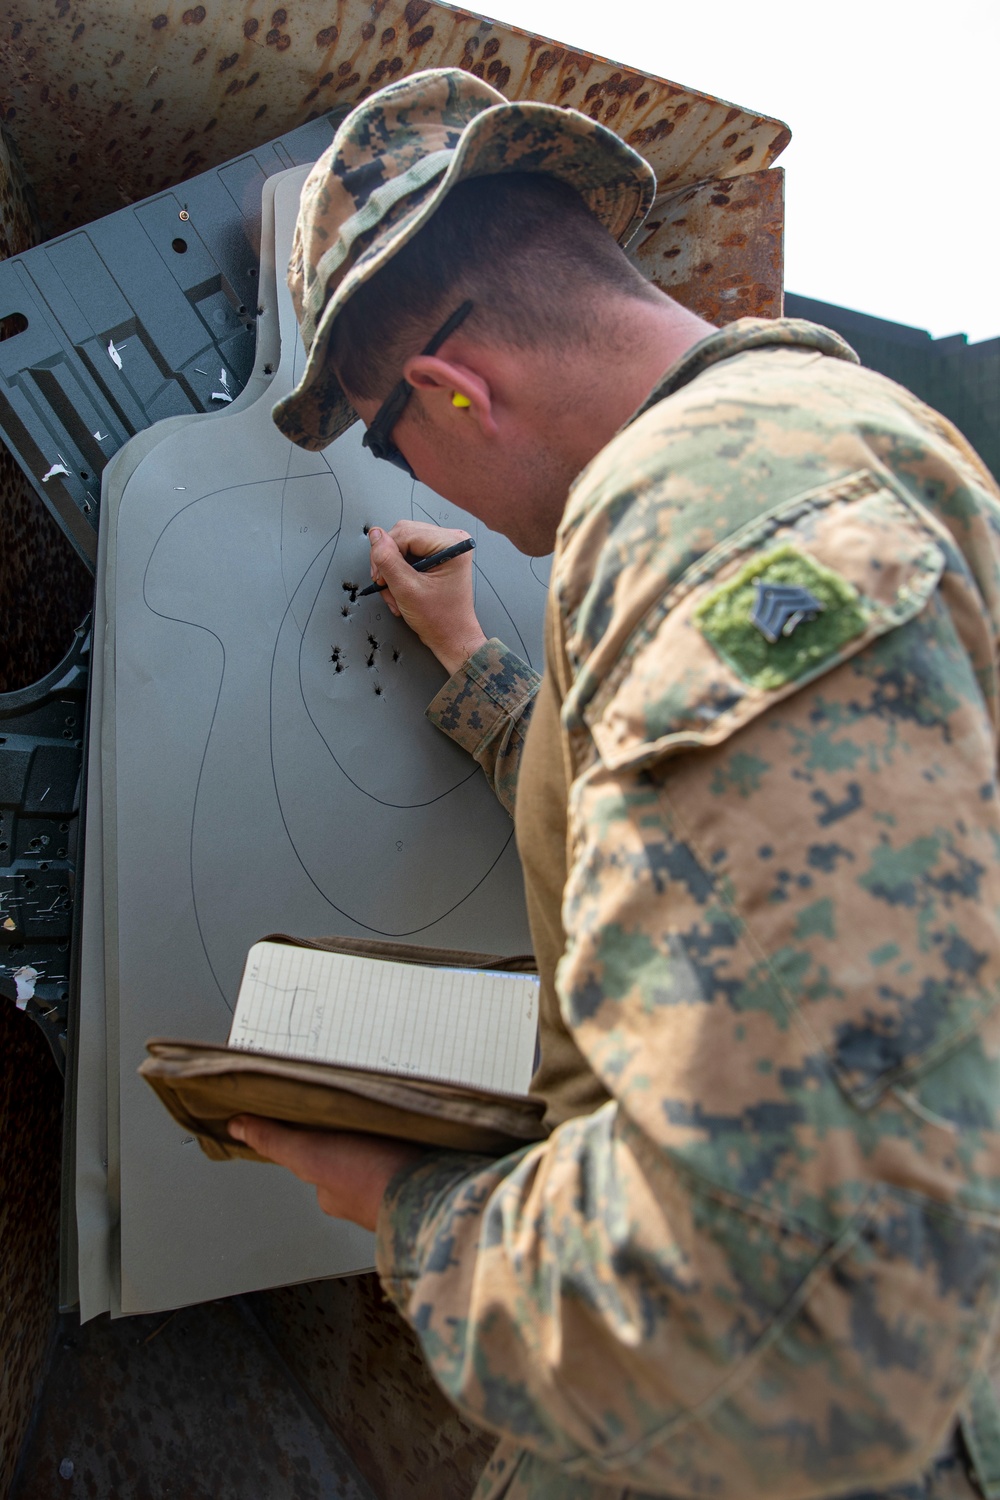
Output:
[375, 468, 1000, 1491]
[424, 638, 540, 816]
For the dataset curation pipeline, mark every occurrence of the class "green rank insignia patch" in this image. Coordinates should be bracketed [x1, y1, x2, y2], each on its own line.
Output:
[694, 543, 869, 689]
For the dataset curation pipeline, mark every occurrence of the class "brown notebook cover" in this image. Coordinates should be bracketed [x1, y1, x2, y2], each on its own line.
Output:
[140, 1042, 547, 1161]
[140, 933, 544, 1162]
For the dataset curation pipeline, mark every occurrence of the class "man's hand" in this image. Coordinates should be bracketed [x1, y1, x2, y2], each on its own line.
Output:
[368, 520, 487, 675]
[228, 1116, 425, 1231]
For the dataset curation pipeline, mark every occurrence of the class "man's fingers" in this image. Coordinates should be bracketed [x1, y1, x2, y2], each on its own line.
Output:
[229, 1115, 427, 1229]
[229, 1113, 298, 1165]
[386, 519, 471, 558]
[365, 519, 484, 673]
[367, 527, 412, 594]
[370, 522, 474, 594]
[229, 1114, 336, 1183]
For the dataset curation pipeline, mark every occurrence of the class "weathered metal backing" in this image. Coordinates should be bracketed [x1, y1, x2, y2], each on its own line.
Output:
[0, 0, 789, 241]
[0, 116, 91, 701]
[0, 112, 341, 568]
[0, 119, 38, 260]
[0, 1002, 63, 1500]
[0, 622, 88, 1068]
[0, 440, 93, 693]
[632, 167, 785, 325]
[11, 1298, 376, 1499]
[251, 1274, 496, 1499]
[0, 111, 86, 1500]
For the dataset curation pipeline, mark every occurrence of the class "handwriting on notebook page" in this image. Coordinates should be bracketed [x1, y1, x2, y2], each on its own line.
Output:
[228, 942, 538, 1094]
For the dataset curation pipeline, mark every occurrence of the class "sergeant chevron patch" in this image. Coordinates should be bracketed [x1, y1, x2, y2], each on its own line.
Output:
[751, 581, 824, 643]
[694, 542, 869, 689]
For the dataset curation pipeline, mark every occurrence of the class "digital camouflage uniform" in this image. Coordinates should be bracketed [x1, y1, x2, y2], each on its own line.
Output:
[373, 317, 1000, 1500]
[270, 59, 1000, 1500]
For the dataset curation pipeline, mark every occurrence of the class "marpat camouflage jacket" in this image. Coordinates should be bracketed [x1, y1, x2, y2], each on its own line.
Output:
[375, 319, 1000, 1500]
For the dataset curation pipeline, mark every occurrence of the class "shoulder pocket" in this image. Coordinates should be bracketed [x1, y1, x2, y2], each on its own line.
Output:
[574, 469, 947, 773]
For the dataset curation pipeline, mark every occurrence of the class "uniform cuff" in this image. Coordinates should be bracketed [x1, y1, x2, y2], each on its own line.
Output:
[375, 1151, 489, 1301]
[425, 639, 539, 759]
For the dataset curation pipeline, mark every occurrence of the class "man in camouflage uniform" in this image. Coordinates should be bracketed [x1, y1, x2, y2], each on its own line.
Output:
[230, 68, 1000, 1500]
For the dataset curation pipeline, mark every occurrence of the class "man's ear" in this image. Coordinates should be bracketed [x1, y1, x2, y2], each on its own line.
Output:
[403, 354, 499, 438]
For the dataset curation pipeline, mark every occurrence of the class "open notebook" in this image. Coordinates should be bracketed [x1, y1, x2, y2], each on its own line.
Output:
[231, 941, 539, 1089]
[141, 938, 547, 1160]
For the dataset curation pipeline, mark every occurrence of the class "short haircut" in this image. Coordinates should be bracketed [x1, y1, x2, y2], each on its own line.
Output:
[329, 172, 658, 402]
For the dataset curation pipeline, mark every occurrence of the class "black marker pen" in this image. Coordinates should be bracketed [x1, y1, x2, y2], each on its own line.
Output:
[357, 536, 476, 597]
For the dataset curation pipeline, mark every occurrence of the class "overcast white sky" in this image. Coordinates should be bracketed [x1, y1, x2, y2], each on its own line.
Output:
[485, 0, 1000, 345]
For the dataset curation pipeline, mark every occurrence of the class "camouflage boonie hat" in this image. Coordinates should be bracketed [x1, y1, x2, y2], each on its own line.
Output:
[272, 66, 657, 451]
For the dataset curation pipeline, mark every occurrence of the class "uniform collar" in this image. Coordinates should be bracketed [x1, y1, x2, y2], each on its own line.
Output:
[629, 317, 860, 428]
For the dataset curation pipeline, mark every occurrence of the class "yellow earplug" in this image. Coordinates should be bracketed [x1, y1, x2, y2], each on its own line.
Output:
[451, 391, 471, 409]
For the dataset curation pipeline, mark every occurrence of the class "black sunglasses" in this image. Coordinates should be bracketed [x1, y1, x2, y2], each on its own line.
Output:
[360, 300, 474, 477]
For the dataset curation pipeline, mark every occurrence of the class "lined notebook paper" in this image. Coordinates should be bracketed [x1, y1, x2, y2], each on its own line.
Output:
[228, 942, 539, 1094]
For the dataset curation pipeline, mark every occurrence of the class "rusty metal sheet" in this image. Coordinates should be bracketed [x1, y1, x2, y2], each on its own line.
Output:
[0, 1001, 63, 1500]
[0, 120, 90, 700]
[11, 1297, 376, 1500]
[0, 110, 92, 690]
[632, 167, 785, 325]
[0, 0, 789, 240]
[0, 437, 93, 690]
[0, 126, 90, 1495]
[0, 623, 88, 1066]
[0, 120, 38, 260]
[250, 1274, 496, 1500]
